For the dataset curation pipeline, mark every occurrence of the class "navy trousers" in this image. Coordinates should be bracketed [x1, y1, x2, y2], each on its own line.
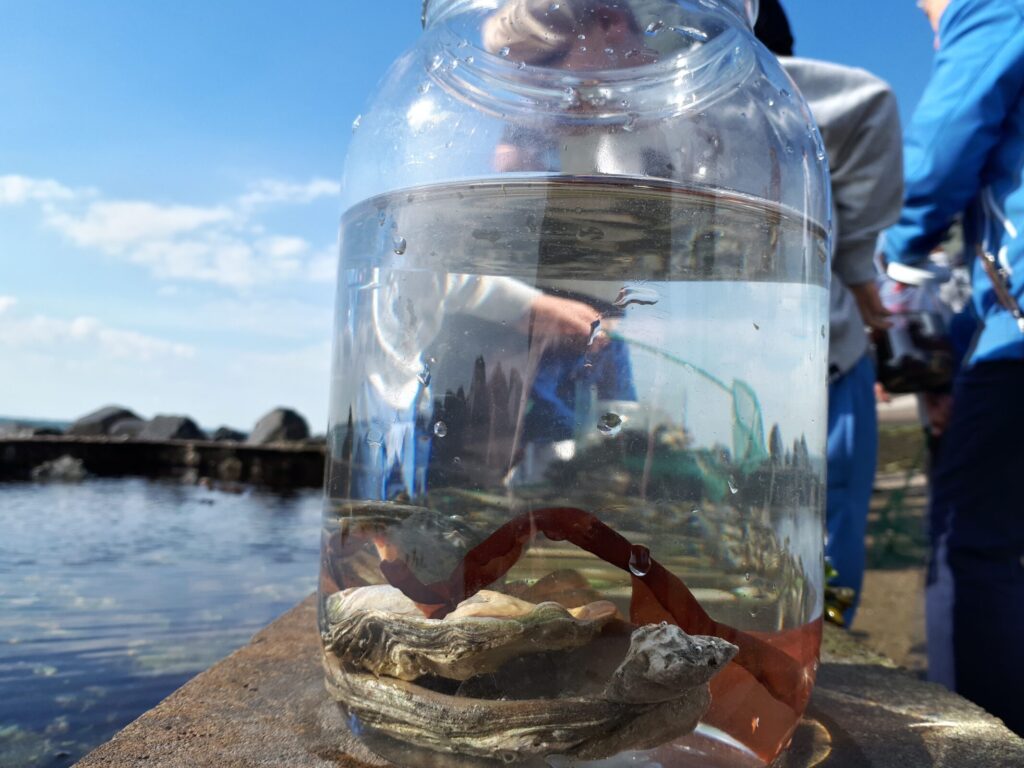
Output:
[926, 360, 1024, 736]
[826, 353, 878, 626]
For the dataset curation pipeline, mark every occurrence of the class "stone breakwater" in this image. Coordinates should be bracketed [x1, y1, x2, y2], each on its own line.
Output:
[0, 405, 326, 488]
[0, 435, 326, 488]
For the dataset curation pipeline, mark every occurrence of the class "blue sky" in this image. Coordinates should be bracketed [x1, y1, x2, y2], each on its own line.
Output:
[1, 1, 937, 430]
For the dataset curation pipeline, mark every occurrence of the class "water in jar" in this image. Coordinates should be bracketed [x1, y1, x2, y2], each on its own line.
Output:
[319, 177, 828, 767]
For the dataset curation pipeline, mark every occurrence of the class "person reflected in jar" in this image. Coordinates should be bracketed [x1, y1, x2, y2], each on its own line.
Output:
[482, 0, 651, 484]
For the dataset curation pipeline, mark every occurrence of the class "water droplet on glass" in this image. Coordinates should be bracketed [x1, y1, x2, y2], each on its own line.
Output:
[351, 114, 362, 132]
[628, 544, 651, 576]
[499, 46, 511, 57]
[699, 0, 718, 8]
[597, 412, 623, 437]
[501, 753, 517, 765]
[417, 365, 432, 386]
[623, 113, 639, 132]
[457, 38, 469, 48]
[785, 142, 794, 154]
[417, 81, 431, 94]
[562, 86, 581, 108]
[392, 236, 407, 255]
[366, 429, 383, 447]
[817, 146, 826, 161]
[820, 324, 826, 338]
[548, 1, 560, 10]
[728, 476, 739, 494]
[577, 33, 586, 40]
[587, 318, 602, 346]
[614, 284, 660, 308]
[780, 89, 790, 98]
[604, 46, 615, 55]
[753, 322, 760, 331]
[516, 60, 527, 70]
[433, 421, 448, 438]
[645, 20, 665, 36]
[767, 97, 775, 108]
[453, 456, 462, 465]
[430, 54, 443, 71]
[751, 716, 760, 732]
[744, 572, 752, 582]
[464, 55, 475, 64]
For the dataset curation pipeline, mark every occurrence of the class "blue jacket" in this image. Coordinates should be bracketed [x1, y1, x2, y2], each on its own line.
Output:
[883, 0, 1024, 364]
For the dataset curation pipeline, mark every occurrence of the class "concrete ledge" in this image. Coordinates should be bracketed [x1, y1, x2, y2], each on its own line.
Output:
[77, 597, 1024, 768]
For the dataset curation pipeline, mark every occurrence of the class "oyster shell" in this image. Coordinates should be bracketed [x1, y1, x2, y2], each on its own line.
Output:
[323, 585, 618, 681]
[323, 586, 737, 761]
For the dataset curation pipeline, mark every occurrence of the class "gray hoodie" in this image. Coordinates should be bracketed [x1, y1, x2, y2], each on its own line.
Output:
[782, 58, 904, 377]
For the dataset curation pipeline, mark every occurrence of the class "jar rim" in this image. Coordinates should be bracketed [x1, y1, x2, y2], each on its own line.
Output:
[425, 21, 755, 123]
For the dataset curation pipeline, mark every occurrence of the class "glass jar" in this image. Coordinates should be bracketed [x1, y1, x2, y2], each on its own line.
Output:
[319, 1, 830, 766]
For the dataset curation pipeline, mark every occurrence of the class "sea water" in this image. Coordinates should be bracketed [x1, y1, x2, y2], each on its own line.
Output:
[319, 178, 828, 767]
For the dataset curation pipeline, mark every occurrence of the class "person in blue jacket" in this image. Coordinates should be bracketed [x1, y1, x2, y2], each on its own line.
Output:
[882, 0, 1024, 736]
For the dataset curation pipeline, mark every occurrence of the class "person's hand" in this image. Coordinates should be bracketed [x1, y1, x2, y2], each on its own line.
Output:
[922, 391, 953, 437]
[874, 382, 892, 404]
[525, 293, 605, 349]
[849, 281, 892, 330]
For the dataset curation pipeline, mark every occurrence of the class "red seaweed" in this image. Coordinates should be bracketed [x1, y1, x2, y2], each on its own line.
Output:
[352, 506, 812, 715]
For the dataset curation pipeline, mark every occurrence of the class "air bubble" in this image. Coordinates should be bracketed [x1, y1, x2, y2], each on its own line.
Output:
[351, 114, 362, 132]
[499, 46, 511, 57]
[433, 421, 448, 438]
[417, 365, 432, 386]
[417, 81, 431, 94]
[597, 412, 623, 437]
[622, 113, 639, 132]
[645, 20, 665, 36]
[728, 476, 739, 494]
[392, 236, 407, 255]
[614, 284, 659, 308]
[628, 544, 651, 577]
[672, 25, 709, 41]
[430, 54, 443, 71]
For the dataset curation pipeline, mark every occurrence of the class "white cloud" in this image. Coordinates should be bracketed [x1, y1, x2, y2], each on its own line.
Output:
[10, 173, 340, 290]
[0, 303, 195, 361]
[0, 295, 16, 314]
[237, 178, 340, 210]
[46, 201, 233, 250]
[0, 175, 77, 205]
